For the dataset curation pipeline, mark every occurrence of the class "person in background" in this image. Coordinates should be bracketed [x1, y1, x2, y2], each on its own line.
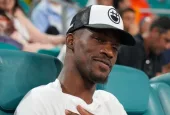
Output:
[119, 7, 138, 36]
[139, 16, 153, 37]
[86, 0, 114, 6]
[15, 5, 136, 115]
[0, 8, 58, 52]
[114, 0, 131, 10]
[96, 0, 114, 6]
[31, 0, 76, 34]
[156, 63, 170, 76]
[0, 0, 65, 46]
[116, 16, 170, 78]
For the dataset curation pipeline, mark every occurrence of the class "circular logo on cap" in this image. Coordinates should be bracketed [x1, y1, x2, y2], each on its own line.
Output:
[108, 8, 120, 24]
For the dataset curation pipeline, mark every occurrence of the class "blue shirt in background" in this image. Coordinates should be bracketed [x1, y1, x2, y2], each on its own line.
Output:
[31, 0, 77, 34]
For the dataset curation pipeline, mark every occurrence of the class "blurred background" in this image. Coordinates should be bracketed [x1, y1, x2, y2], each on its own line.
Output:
[0, 0, 170, 79]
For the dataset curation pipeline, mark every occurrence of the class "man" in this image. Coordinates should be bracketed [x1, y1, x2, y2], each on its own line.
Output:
[15, 5, 135, 115]
[119, 7, 138, 36]
[116, 16, 170, 78]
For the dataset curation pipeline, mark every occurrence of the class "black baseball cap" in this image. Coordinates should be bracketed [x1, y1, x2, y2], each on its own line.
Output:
[67, 5, 135, 46]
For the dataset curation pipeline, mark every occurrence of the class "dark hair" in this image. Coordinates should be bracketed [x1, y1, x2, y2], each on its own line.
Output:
[150, 16, 170, 33]
[0, 8, 10, 20]
[114, 0, 124, 9]
[119, 7, 135, 17]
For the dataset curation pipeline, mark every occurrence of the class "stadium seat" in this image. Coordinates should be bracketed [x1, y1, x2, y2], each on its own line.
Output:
[100, 65, 170, 115]
[144, 82, 170, 115]
[151, 82, 170, 114]
[0, 50, 62, 115]
[38, 47, 60, 57]
[73, 0, 88, 7]
[146, 73, 170, 115]
[100, 65, 150, 115]
[0, 43, 20, 50]
[150, 73, 170, 86]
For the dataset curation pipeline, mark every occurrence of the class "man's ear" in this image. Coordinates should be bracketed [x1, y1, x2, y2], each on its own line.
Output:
[66, 33, 74, 50]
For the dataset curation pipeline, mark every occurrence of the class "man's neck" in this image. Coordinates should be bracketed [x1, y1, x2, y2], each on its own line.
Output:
[58, 64, 96, 104]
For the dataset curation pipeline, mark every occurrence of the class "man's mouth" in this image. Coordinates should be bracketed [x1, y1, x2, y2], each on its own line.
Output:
[93, 58, 112, 68]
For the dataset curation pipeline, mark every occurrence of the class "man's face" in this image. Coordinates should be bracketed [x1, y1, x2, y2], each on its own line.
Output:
[122, 11, 135, 31]
[150, 29, 170, 55]
[70, 28, 120, 84]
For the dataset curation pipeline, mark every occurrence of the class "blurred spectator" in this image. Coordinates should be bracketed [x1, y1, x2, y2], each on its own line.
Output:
[114, 0, 131, 10]
[0, 8, 15, 36]
[0, 0, 65, 46]
[0, 8, 28, 45]
[139, 16, 153, 37]
[116, 16, 170, 78]
[0, 8, 58, 52]
[96, 0, 114, 6]
[157, 63, 170, 76]
[86, 0, 114, 6]
[119, 7, 138, 36]
[31, 0, 76, 34]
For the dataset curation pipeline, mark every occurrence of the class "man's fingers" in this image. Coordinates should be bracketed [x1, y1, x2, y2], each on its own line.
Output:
[65, 110, 70, 115]
[77, 105, 94, 115]
[65, 109, 79, 115]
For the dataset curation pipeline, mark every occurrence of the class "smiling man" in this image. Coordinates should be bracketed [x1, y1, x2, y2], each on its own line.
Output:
[15, 5, 135, 115]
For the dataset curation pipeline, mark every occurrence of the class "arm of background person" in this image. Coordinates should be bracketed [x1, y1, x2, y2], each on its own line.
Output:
[15, 8, 65, 45]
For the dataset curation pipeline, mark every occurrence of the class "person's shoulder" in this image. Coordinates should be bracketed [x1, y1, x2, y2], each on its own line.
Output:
[15, 81, 62, 115]
[94, 90, 127, 115]
[29, 80, 61, 97]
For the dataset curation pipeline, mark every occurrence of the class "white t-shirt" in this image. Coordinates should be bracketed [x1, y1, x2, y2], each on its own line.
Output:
[15, 79, 127, 115]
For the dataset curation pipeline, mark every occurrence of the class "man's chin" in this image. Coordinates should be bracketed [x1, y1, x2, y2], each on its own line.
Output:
[90, 73, 109, 84]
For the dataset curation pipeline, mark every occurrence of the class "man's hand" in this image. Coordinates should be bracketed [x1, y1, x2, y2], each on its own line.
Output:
[65, 105, 94, 115]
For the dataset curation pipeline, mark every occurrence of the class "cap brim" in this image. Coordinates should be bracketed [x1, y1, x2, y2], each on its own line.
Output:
[85, 24, 136, 46]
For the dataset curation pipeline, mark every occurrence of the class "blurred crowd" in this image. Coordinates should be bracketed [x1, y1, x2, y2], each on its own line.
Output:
[0, 0, 170, 78]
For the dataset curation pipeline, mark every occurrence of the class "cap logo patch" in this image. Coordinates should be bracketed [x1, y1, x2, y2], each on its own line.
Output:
[108, 8, 120, 24]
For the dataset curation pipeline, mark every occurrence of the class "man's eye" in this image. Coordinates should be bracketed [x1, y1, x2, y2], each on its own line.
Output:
[95, 38, 105, 43]
[112, 45, 120, 52]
